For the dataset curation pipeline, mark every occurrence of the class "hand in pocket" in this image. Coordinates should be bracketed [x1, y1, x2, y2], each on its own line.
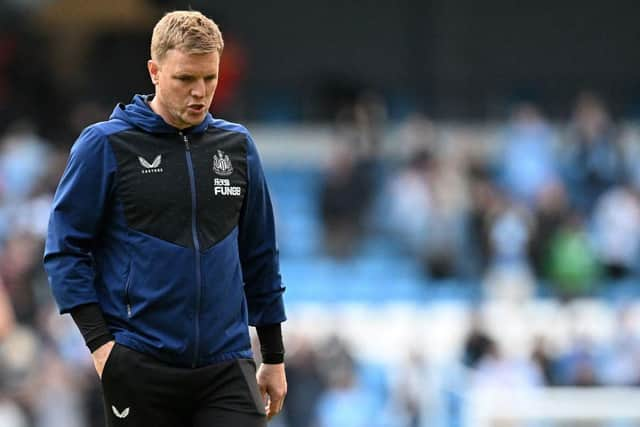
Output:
[92, 340, 116, 379]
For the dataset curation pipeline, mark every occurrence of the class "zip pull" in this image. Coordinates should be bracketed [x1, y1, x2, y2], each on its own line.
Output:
[181, 132, 190, 151]
[126, 304, 132, 317]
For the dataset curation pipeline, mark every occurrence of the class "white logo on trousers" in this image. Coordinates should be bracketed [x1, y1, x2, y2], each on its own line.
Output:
[112, 406, 130, 418]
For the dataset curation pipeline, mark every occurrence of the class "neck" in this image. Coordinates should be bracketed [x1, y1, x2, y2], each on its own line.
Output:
[148, 95, 190, 130]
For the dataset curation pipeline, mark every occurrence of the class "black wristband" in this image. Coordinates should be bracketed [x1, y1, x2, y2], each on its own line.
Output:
[256, 323, 285, 364]
[69, 303, 114, 353]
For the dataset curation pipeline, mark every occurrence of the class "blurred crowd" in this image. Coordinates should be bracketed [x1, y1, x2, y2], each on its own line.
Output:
[0, 88, 638, 426]
[281, 305, 640, 427]
[320, 91, 640, 301]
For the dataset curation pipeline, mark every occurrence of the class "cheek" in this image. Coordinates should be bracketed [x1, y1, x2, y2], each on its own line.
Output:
[165, 83, 188, 104]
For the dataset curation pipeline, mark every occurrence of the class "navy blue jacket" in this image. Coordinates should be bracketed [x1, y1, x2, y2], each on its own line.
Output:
[44, 95, 286, 367]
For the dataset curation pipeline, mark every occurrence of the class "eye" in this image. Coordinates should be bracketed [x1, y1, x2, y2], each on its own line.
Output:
[205, 75, 217, 82]
[176, 75, 193, 82]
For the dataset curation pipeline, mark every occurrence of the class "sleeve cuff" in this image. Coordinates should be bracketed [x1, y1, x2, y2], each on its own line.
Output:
[69, 303, 114, 353]
[256, 323, 285, 364]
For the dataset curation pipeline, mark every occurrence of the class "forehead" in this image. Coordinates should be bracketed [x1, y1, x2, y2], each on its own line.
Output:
[161, 49, 220, 74]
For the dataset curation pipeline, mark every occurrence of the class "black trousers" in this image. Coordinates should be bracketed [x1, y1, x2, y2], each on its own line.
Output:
[101, 344, 267, 427]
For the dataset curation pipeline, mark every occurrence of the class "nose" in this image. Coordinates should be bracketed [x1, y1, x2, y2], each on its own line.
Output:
[191, 79, 205, 99]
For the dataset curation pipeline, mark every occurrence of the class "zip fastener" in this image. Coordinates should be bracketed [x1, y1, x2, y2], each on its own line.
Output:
[181, 131, 203, 368]
[124, 274, 132, 317]
[124, 257, 133, 318]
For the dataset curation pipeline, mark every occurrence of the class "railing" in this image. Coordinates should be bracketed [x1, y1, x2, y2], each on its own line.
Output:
[464, 387, 640, 426]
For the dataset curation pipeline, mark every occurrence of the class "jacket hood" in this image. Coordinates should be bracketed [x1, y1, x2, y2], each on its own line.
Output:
[110, 94, 213, 134]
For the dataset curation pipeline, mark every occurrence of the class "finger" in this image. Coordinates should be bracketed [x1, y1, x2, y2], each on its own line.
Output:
[258, 382, 268, 404]
[268, 394, 283, 419]
[264, 394, 270, 416]
[276, 390, 285, 413]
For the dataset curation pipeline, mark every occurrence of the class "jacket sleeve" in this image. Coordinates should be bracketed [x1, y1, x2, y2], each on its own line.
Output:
[238, 132, 286, 326]
[44, 126, 117, 314]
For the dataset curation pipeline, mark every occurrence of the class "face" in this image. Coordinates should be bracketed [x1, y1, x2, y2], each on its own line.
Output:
[148, 49, 220, 129]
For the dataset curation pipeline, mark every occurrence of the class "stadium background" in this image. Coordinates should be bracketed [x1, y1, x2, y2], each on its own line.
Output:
[1, 0, 640, 426]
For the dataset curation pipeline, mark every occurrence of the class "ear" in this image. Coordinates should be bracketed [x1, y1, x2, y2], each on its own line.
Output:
[148, 59, 160, 86]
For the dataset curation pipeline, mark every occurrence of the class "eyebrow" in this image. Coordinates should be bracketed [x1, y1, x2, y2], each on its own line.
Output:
[173, 73, 217, 78]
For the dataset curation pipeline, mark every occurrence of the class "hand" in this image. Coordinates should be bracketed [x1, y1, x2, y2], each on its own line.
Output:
[92, 340, 115, 379]
[256, 362, 287, 420]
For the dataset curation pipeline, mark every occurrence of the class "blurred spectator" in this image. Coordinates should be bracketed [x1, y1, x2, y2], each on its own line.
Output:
[545, 213, 600, 299]
[34, 350, 85, 427]
[463, 319, 544, 389]
[393, 113, 438, 160]
[529, 182, 571, 280]
[320, 93, 385, 258]
[319, 145, 374, 258]
[467, 336, 544, 390]
[591, 185, 640, 279]
[0, 279, 25, 423]
[314, 336, 385, 427]
[283, 335, 325, 427]
[0, 322, 40, 419]
[335, 91, 387, 158]
[531, 336, 556, 386]
[599, 308, 640, 386]
[0, 120, 51, 204]
[554, 336, 603, 386]
[488, 202, 533, 268]
[560, 92, 626, 215]
[483, 200, 536, 301]
[466, 164, 500, 276]
[462, 314, 495, 369]
[386, 119, 470, 279]
[498, 102, 559, 206]
[0, 279, 15, 340]
[469, 157, 538, 299]
[0, 233, 45, 325]
[393, 354, 423, 427]
[38, 301, 111, 427]
[471, 349, 544, 390]
[421, 152, 470, 279]
[389, 350, 439, 427]
[386, 150, 433, 259]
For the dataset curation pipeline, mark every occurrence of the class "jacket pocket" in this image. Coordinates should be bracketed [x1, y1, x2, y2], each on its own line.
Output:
[237, 359, 268, 416]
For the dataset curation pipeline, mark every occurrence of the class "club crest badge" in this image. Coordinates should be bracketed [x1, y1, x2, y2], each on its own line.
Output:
[213, 150, 233, 176]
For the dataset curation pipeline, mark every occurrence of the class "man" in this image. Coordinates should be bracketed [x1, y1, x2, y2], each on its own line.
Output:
[44, 11, 286, 427]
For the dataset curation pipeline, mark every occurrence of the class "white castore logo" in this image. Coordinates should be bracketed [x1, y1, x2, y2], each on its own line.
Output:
[213, 150, 233, 176]
[112, 405, 130, 418]
[138, 155, 163, 174]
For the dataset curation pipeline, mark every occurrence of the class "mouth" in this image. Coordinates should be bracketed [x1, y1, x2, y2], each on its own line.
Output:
[187, 104, 205, 114]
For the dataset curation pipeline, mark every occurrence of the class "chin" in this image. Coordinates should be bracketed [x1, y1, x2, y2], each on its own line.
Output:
[182, 115, 205, 127]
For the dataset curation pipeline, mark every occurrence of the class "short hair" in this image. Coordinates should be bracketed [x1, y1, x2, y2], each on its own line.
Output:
[151, 11, 224, 61]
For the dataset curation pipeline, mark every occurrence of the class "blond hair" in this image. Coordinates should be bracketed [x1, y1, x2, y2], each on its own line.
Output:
[151, 11, 224, 61]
